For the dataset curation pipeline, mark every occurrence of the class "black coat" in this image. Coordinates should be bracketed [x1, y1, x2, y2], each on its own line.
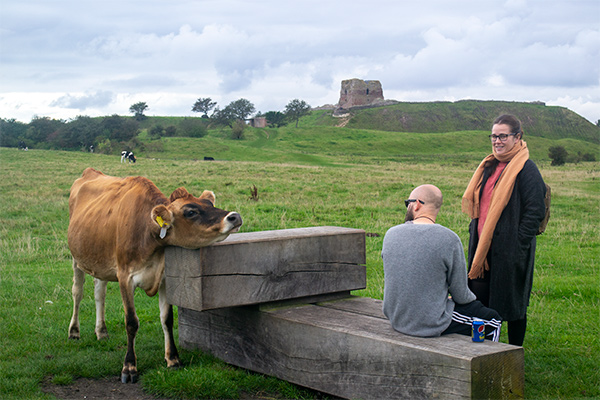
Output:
[467, 159, 546, 321]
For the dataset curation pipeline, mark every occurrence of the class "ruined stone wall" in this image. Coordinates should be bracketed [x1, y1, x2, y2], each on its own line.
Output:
[248, 117, 267, 128]
[337, 79, 384, 109]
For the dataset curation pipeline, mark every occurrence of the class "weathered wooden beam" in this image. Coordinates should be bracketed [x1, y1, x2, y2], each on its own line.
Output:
[165, 226, 366, 311]
[179, 296, 524, 400]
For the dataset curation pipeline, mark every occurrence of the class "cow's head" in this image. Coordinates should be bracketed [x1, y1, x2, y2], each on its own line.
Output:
[151, 187, 242, 248]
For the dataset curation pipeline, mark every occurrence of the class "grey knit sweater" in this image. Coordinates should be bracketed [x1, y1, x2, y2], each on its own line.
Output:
[382, 222, 476, 337]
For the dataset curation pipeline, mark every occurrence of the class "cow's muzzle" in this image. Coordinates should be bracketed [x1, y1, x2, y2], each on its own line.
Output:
[224, 212, 243, 233]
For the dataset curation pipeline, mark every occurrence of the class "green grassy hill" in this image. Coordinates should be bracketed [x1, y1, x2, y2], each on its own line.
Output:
[68, 100, 598, 165]
[137, 126, 598, 167]
[305, 100, 599, 143]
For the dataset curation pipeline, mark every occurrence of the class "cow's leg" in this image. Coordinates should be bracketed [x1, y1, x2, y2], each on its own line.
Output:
[94, 278, 109, 340]
[68, 260, 85, 340]
[159, 280, 181, 368]
[119, 277, 139, 383]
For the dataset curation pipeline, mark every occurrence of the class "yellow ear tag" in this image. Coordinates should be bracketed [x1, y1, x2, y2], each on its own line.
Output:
[156, 216, 168, 239]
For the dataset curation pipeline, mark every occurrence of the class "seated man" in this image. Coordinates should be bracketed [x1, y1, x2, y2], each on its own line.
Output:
[382, 184, 502, 341]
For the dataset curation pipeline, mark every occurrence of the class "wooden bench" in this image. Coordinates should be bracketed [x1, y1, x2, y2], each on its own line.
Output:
[165, 227, 524, 399]
[165, 226, 366, 310]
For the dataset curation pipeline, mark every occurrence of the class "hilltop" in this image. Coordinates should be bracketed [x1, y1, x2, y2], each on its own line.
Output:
[2, 100, 597, 164]
[307, 100, 599, 143]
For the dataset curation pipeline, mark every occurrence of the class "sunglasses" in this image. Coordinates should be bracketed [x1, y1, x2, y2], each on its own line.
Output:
[404, 199, 424, 208]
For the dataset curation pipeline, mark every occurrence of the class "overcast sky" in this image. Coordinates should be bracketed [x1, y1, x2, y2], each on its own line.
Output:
[1, 0, 598, 124]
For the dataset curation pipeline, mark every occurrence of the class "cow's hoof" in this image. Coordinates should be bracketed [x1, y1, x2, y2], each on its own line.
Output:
[121, 371, 139, 383]
[166, 358, 182, 369]
[95, 326, 109, 340]
[96, 332, 109, 340]
[68, 327, 80, 340]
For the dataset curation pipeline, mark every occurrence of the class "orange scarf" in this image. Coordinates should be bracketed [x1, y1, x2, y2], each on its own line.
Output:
[462, 140, 529, 279]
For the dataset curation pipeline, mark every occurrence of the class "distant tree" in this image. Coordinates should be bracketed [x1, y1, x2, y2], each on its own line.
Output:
[96, 138, 114, 154]
[149, 124, 176, 139]
[265, 111, 287, 128]
[548, 145, 568, 166]
[101, 114, 139, 142]
[573, 151, 597, 163]
[284, 99, 311, 128]
[192, 97, 217, 118]
[212, 106, 236, 128]
[165, 126, 177, 137]
[228, 98, 256, 121]
[149, 125, 165, 140]
[26, 116, 65, 145]
[51, 116, 101, 149]
[231, 119, 245, 140]
[211, 99, 255, 128]
[580, 152, 596, 162]
[129, 102, 148, 121]
[0, 118, 28, 147]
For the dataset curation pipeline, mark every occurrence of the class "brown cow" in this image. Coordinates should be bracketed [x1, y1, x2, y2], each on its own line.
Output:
[67, 168, 242, 383]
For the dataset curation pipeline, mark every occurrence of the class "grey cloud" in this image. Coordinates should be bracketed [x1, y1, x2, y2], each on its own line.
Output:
[51, 91, 114, 110]
[1, 0, 598, 123]
[218, 69, 256, 93]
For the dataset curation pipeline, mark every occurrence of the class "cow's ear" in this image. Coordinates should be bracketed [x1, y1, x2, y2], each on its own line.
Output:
[199, 190, 215, 205]
[169, 187, 189, 202]
[151, 205, 173, 239]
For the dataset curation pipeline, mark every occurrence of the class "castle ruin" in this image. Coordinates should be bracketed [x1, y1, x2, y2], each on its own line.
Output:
[337, 78, 384, 109]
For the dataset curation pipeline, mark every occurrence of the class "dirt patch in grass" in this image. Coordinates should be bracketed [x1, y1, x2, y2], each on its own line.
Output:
[41, 376, 326, 400]
[42, 377, 169, 400]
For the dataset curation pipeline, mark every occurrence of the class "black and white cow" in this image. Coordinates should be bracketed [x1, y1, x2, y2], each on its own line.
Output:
[121, 151, 136, 163]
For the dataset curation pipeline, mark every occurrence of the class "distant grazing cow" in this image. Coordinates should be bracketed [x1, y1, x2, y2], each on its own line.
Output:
[67, 168, 242, 383]
[121, 151, 136, 163]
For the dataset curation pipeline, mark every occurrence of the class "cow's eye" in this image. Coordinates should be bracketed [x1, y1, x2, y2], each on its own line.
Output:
[184, 210, 198, 219]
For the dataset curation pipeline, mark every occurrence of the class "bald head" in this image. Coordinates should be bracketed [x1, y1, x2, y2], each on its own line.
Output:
[410, 184, 443, 212]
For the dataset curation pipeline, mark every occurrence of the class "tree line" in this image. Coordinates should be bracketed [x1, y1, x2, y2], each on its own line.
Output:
[0, 98, 311, 153]
[548, 145, 595, 165]
[190, 98, 311, 129]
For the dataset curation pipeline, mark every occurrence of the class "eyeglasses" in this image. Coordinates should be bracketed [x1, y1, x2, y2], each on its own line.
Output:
[489, 133, 518, 142]
[405, 199, 424, 208]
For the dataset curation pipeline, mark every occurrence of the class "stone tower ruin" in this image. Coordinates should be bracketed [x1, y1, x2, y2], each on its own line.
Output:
[337, 78, 384, 109]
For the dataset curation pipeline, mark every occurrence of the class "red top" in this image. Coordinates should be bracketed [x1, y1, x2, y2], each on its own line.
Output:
[478, 162, 508, 236]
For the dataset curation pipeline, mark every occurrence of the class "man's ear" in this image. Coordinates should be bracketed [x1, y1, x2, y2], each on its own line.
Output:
[151, 205, 173, 238]
[413, 200, 424, 212]
[199, 190, 215, 205]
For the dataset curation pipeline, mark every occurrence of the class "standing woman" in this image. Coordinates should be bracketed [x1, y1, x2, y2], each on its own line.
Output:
[462, 114, 546, 346]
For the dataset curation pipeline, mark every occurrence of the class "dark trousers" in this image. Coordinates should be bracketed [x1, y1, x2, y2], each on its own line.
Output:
[442, 300, 502, 341]
[469, 279, 527, 346]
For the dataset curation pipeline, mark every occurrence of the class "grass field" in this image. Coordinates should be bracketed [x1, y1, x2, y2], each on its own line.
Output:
[0, 126, 598, 399]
